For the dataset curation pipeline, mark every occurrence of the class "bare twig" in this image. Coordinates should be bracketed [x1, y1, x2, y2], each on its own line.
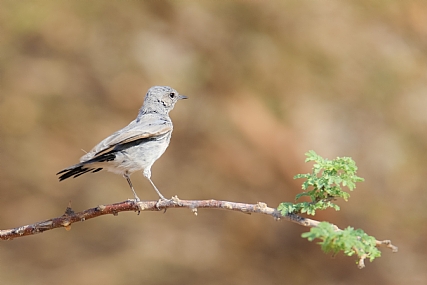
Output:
[376, 239, 398, 252]
[357, 253, 367, 269]
[0, 196, 398, 258]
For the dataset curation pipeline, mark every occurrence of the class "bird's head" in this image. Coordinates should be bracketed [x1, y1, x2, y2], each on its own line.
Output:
[141, 86, 187, 115]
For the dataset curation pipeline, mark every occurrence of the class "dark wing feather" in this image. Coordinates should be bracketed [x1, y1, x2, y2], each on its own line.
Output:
[80, 115, 172, 162]
[56, 134, 168, 181]
[57, 114, 172, 181]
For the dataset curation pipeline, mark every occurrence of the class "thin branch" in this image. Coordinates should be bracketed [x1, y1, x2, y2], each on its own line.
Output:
[357, 253, 367, 269]
[375, 239, 398, 252]
[0, 196, 398, 257]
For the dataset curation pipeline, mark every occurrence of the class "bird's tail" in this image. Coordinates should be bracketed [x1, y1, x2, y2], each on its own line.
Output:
[57, 152, 115, 181]
[57, 163, 103, 181]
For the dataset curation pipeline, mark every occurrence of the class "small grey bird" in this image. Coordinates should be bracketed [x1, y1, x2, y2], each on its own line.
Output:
[57, 86, 187, 201]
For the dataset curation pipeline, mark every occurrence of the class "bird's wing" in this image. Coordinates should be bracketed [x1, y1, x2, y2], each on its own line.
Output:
[80, 116, 172, 162]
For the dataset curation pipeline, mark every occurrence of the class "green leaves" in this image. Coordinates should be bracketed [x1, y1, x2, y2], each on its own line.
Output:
[276, 151, 384, 267]
[278, 150, 364, 216]
[302, 222, 381, 267]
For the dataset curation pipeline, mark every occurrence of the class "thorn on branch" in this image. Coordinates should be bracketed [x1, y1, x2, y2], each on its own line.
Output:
[64, 207, 74, 216]
[62, 201, 75, 216]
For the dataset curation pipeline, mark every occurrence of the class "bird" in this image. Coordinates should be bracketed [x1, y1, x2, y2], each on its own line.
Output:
[57, 86, 187, 201]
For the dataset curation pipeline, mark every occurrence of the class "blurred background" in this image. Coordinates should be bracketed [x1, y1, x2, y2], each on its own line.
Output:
[1, 0, 426, 284]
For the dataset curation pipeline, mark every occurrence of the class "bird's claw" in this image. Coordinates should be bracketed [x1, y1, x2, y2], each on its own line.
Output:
[155, 197, 170, 213]
[128, 197, 141, 215]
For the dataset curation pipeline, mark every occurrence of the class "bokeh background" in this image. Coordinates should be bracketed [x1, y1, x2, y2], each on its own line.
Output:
[1, 1, 426, 284]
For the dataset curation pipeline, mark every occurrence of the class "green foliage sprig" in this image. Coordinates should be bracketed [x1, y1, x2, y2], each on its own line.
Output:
[278, 150, 364, 216]
[302, 222, 381, 268]
[277, 151, 385, 268]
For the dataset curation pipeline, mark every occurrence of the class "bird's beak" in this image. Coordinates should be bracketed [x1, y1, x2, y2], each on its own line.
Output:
[178, 95, 188, 100]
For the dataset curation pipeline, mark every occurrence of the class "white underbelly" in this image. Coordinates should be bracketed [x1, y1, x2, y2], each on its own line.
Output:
[104, 134, 171, 175]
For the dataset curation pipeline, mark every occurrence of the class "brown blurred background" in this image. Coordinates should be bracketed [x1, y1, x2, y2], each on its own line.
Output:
[1, 1, 426, 284]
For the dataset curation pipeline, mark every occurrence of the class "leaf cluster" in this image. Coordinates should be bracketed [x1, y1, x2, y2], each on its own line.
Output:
[278, 150, 364, 216]
[302, 222, 381, 267]
[277, 151, 384, 267]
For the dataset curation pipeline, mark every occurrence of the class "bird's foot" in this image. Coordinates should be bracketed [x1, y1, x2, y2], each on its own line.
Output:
[155, 196, 171, 212]
[127, 197, 141, 215]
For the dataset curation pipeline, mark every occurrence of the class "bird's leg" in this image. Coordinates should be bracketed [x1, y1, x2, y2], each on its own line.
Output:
[143, 170, 167, 211]
[147, 177, 166, 200]
[123, 174, 141, 202]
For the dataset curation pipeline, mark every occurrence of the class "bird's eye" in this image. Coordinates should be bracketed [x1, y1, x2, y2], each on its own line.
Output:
[169, 92, 175, 98]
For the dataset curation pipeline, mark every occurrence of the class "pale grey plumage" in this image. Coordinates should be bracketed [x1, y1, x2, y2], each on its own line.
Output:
[57, 86, 187, 201]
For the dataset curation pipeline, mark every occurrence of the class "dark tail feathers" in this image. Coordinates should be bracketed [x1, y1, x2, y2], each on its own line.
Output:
[57, 152, 116, 181]
[57, 164, 103, 181]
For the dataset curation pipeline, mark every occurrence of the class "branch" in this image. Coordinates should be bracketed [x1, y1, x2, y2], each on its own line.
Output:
[0, 197, 397, 255]
[0, 197, 308, 239]
[0, 197, 399, 266]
